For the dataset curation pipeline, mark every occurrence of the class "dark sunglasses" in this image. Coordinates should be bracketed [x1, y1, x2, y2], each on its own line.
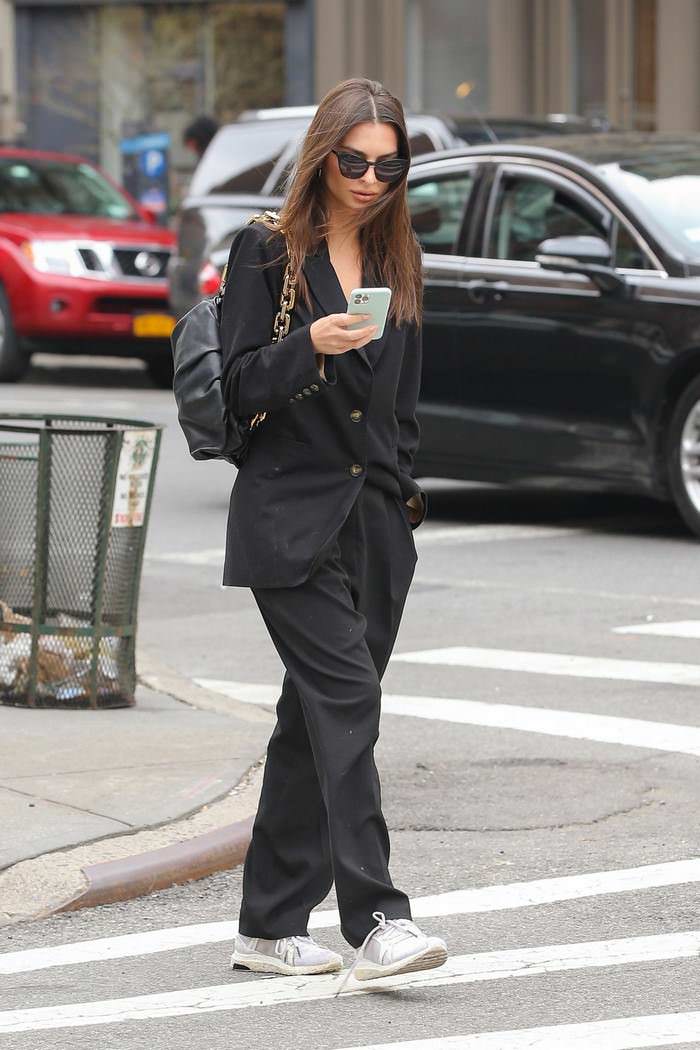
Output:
[331, 148, 409, 183]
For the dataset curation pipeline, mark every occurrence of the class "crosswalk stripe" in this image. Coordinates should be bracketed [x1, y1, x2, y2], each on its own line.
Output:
[1, 930, 698, 1033]
[614, 620, 700, 638]
[335, 1010, 700, 1050]
[391, 645, 700, 687]
[147, 548, 226, 566]
[3, 858, 700, 975]
[197, 679, 700, 757]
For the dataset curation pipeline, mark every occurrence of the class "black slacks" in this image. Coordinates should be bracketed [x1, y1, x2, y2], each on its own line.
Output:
[238, 484, 417, 948]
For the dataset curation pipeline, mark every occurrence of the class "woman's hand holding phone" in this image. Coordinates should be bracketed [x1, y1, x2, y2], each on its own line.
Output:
[310, 314, 377, 356]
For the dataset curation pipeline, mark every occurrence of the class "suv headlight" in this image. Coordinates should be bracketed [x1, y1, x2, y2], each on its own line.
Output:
[22, 240, 87, 277]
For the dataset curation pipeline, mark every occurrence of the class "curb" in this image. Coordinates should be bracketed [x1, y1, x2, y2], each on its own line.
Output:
[56, 815, 254, 914]
[1, 664, 268, 924]
[135, 653, 273, 723]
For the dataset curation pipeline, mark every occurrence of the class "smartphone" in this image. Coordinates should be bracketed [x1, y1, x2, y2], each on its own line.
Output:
[346, 287, 392, 340]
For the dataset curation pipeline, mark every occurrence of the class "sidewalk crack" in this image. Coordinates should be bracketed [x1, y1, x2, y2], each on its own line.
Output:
[392, 791, 659, 833]
[0, 783, 134, 828]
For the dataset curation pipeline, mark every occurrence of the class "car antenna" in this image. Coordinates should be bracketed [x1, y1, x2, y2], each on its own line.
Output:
[456, 81, 500, 143]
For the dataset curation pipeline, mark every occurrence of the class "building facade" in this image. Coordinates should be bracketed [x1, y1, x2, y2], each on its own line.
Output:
[0, 0, 17, 143]
[315, 0, 699, 134]
[2, 0, 700, 182]
[2, 0, 311, 204]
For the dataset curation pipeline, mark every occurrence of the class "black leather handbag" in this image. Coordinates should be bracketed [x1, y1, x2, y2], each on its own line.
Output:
[170, 213, 296, 467]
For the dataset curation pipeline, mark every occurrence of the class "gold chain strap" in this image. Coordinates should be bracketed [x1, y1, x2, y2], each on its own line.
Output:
[239, 211, 297, 432]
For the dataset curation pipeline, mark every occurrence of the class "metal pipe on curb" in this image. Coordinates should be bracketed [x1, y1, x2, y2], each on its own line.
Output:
[55, 815, 254, 914]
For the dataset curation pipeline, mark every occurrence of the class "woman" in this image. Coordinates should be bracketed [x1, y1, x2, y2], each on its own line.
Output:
[221, 78, 447, 986]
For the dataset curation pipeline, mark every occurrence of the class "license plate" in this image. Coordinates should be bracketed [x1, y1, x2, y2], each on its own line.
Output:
[133, 313, 175, 338]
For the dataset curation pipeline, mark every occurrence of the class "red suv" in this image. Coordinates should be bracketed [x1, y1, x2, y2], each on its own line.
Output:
[0, 148, 176, 385]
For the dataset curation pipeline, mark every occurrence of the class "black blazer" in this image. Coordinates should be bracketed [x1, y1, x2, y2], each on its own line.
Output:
[220, 221, 426, 588]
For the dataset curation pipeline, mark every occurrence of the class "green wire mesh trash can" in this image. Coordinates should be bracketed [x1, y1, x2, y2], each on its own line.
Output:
[0, 414, 162, 709]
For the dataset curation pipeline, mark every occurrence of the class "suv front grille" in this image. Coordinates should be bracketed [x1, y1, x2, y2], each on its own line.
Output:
[113, 248, 170, 279]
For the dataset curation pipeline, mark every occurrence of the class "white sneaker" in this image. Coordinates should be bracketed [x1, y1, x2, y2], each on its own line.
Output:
[230, 933, 343, 976]
[336, 911, 447, 994]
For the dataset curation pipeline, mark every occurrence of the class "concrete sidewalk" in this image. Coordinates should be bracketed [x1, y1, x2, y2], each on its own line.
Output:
[0, 665, 273, 925]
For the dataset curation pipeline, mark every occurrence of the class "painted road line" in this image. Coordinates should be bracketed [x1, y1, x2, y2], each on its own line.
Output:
[147, 548, 225, 566]
[197, 679, 700, 757]
[391, 645, 700, 687]
[614, 620, 700, 638]
[1, 930, 699, 1033]
[414, 575, 700, 608]
[335, 1011, 700, 1050]
[4, 857, 700, 975]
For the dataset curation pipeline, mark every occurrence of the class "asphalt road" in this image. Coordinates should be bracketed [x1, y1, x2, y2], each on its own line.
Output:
[1, 355, 699, 1050]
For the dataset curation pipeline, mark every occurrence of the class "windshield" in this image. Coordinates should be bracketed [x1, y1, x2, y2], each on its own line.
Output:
[190, 123, 307, 197]
[599, 153, 700, 259]
[0, 157, 136, 219]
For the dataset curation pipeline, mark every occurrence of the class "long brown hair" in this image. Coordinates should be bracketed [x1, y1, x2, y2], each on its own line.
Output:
[260, 78, 422, 327]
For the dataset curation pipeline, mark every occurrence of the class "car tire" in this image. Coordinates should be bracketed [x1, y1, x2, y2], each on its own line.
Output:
[666, 374, 700, 538]
[0, 286, 29, 382]
[145, 353, 174, 389]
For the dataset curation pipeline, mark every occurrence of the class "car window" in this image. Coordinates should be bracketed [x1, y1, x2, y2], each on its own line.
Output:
[407, 172, 475, 254]
[488, 174, 605, 261]
[614, 222, 651, 269]
[408, 132, 437, 156]
[0, 158, 135, 219]
[190, 123, 306, 196]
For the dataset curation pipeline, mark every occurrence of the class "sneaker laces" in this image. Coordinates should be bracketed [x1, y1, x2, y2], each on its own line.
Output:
[274, 935, 314, 967]
[334, 911, 417, 997]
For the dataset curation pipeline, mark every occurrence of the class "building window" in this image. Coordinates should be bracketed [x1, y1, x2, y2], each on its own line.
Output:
[633, 0, 656, 131]
[572, 0, 607, 121]
[405, 0, 489, 116]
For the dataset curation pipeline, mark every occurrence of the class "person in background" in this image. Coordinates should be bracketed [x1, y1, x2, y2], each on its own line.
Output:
[182, 115, 219, 162]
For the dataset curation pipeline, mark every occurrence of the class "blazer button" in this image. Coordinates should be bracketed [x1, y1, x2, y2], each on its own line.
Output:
[349, 463, 363, 477]
[302, 387, 312, 396]
[350, 409, 363, 422]
[310, 383, 319, 392]
[295, 392, 304, 400]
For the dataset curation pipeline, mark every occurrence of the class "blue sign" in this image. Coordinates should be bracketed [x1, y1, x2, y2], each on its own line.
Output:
[140, 149, 166, 178]
[120, 131, 170, 155]
[119, 130, 171, 224]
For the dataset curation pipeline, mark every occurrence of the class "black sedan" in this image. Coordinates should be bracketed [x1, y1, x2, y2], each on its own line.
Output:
[407, 132, 700, 538]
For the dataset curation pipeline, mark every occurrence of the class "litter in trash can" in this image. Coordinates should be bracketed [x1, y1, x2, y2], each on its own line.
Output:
[0, 604, 123, 701]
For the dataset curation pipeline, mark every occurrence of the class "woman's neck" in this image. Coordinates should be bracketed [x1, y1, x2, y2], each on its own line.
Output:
[324, 202, 360, 253]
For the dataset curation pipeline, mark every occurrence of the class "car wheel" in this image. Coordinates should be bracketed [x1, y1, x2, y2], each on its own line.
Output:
[145, 353, 174, 389]
[0, 286, 29, 382]
[667, 375, 700, 538]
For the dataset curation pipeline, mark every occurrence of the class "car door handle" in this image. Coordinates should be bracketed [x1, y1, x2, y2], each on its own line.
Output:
[464, 280, 509, 304]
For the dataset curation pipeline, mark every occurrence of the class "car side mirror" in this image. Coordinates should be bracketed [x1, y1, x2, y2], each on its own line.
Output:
[535, 235, 628, 295]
